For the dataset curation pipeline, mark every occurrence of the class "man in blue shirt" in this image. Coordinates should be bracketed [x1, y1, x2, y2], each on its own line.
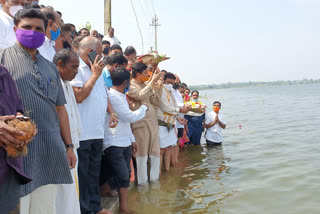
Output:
[102, 52, 127, 88]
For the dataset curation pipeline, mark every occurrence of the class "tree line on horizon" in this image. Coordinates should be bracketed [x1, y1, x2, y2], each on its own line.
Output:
[189, 79, 320, 90]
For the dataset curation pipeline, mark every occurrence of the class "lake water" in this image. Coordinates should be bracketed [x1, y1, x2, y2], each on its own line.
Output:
[127, 83, 320, 214]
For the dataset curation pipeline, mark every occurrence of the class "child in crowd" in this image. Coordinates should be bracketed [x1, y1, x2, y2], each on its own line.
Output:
[204, 101, 226, 146]
[184, 88, 190, 102]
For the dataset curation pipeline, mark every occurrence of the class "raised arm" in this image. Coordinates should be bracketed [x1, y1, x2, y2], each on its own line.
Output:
[126, 83, 153, 102]
[72, 57, 105, 103]
[127, 69, 163, 102]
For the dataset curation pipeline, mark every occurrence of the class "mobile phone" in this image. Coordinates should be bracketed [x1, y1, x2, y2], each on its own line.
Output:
[88, 50, 99, 64]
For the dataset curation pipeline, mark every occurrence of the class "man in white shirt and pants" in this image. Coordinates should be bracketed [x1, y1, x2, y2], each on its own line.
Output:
[205, 101, 226, 147]
[70, 36, 115, 214]
[171, 76, 186, 166]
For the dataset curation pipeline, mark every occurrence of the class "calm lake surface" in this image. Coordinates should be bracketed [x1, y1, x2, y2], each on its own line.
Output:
[127, 83, 320, 214]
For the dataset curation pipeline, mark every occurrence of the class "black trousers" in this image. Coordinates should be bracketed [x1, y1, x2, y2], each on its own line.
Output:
[77, 139, 103, 214]
[177, 128, 184, 138]
[206, 139, 222, 147]
[100, 146, 132, 190]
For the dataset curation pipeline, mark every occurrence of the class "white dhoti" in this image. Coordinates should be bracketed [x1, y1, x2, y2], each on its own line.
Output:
[55, 148, 80, 214]
[20, 184, 58, 214]
[158, 126, 178, 149]
[136, 155, 160, 185]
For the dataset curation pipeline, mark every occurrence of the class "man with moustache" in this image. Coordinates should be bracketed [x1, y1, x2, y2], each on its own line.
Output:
[0, 8, 76, 214]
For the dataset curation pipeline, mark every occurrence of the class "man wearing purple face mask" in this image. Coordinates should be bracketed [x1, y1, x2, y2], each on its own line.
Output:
[0, 8, 76, 214]
[0, 0, 24, 50]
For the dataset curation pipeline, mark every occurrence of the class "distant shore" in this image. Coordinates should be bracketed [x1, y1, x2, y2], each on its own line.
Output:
[189, 79, 320, 90]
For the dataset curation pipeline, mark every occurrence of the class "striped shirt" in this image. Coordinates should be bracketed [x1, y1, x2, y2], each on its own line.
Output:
[0, 44, 73, 196]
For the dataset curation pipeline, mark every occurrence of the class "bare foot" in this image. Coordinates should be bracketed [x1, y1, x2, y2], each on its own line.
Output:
[100, 183, 118, 197]
[97, 208, 113, 214]
[101, 189, 118, 197]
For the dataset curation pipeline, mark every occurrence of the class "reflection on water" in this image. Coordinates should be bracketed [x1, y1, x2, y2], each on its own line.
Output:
[127, 84, 320, 214]
[128, 144, 235, 214]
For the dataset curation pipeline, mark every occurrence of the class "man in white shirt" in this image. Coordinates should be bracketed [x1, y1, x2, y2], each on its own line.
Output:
[158, 72, 190, 171]
[53, 49, 81, 214]
[0, 0, 23, 50]
[103, 27, 121, 46]
[38, 7, 61, 62]
[171, 75, 187, 165]
[102, 67, 147, 213]
[205, 101, 226, 147]
[70, 36, 115, 214]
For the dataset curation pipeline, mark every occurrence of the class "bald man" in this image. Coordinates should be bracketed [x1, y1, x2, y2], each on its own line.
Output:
[91, 29, 99, 37]
[70, 36, 114, 214]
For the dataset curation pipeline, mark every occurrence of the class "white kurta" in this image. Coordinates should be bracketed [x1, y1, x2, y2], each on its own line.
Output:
[157, 87, 179, 148]
[55, 80, 82, 214]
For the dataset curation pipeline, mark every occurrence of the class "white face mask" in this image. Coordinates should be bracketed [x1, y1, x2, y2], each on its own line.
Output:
[9, 5, 23, 17]
[164, 84, 173, 91]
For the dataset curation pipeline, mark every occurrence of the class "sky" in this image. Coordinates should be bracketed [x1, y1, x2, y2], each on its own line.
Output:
[40, 0, 320, 85]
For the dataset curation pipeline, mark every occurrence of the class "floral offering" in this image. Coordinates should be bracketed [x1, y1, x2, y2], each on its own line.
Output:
[137, 51, 170, 65]
[184, 101, 206, 113]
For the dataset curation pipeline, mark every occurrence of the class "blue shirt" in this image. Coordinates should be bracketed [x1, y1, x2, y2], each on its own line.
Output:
[102, 67, 113, 88]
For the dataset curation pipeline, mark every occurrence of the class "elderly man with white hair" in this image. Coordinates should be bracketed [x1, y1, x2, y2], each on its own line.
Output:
[70, 36, 116, 214]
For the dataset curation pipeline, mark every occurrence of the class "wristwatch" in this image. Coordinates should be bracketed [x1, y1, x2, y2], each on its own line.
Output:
[65, 144, 74, 149]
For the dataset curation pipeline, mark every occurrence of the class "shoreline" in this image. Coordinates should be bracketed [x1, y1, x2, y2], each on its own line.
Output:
[189, 79, 320, 91]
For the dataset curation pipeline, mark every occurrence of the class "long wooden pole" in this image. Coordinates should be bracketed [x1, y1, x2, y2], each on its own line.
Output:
[104, 0, 111, 35]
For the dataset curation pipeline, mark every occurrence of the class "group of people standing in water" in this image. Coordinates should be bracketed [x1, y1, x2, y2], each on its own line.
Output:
[177, 88, 227, 148]
[0, 2, 227, 214]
